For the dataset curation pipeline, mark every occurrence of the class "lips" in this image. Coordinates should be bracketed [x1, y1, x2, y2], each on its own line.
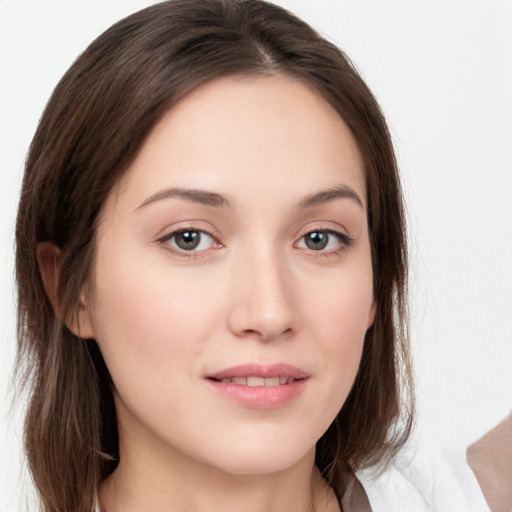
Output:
[206, 363, 309, 408]
[216, 376, 296, 386]
[207, 363, 309, 383]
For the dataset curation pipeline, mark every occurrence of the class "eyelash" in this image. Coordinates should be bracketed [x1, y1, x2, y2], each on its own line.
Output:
[157, 227, 220, 258]
[295, 229, 354, 256]
[157, 227, 354, 258]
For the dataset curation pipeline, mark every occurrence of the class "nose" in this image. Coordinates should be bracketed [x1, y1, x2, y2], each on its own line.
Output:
[227, 248, 300, 342]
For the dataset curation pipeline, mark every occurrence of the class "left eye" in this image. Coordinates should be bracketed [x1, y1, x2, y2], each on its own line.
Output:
[297, 230, 345, 251]
[165, 229, 216, 252]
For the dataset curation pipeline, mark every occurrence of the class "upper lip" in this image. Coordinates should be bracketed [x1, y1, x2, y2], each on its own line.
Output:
[207, 363, 309, 381]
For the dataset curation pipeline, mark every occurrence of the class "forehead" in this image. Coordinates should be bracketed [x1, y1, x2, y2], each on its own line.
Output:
[110, 75, 366, 211]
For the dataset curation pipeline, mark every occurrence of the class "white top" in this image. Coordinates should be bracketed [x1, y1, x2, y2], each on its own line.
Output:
[357, 436, 489, 512]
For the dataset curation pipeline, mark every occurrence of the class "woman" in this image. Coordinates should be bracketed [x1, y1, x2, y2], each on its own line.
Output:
[14, 1, 465, 511]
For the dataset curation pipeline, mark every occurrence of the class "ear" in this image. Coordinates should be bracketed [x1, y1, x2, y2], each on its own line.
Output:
[367, 300, 377, 330]
[37, 241, 96, 339]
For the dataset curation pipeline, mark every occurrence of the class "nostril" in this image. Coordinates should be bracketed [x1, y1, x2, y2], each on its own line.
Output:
[241, 327, 294, 342]
[227, 295, 299, 341]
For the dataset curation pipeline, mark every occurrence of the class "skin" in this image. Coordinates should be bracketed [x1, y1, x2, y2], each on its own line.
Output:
[41, 75, 375, 512]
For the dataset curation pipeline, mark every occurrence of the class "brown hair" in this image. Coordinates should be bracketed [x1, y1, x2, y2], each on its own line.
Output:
[15, 1, 413, 510]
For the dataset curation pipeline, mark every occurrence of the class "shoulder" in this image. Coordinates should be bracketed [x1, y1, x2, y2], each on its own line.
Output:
[467, 412, 512, 512]
[356, 434, 490, 512]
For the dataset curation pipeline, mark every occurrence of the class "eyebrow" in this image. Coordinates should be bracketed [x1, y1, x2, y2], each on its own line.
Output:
[136, 187, 230, 210]
[136, 184, 363, 211]
[298, 185, 364, 209]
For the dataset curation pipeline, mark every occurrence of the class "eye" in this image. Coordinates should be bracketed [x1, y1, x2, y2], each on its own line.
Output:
[296, 229, 351, 252]
[164, 229, 217, 252]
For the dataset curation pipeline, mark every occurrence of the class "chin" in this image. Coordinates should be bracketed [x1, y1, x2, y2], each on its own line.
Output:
[196, 433, 315, 476]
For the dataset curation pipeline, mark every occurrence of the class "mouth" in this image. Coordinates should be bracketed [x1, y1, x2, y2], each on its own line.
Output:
[209, 376, 301, 386]
[207, 363, 309, 383]
[206, 363, 309, 408]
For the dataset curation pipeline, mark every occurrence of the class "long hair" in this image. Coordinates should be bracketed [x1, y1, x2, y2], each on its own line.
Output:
[15, 1, 413, 510]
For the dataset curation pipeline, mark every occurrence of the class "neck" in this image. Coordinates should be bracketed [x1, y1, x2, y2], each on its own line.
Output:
[99, 427, 338, 512]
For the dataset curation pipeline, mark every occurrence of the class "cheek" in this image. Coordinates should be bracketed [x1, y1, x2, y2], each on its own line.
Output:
[87, 245, 226, 389]
[300, 264, 373, 407]
[305, 264, 373, 346]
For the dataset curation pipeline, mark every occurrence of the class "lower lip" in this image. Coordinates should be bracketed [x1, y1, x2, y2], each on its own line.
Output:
[207, 379, 307, 408]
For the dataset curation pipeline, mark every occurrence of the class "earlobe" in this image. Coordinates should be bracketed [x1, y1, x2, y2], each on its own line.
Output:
[71, 293, 96, 340]
[36, 241, 96, 339]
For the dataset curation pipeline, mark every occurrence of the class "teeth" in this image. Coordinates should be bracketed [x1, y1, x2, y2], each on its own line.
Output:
[247, 376, 264, 387]
[218, 376, 296, 386]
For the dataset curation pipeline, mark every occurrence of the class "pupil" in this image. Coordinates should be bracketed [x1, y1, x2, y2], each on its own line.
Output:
[176, 231, 200, 250]
[306, 231, 328, 250]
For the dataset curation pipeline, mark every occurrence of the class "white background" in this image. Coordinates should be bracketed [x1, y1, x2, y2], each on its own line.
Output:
[1, 1, 511, 510]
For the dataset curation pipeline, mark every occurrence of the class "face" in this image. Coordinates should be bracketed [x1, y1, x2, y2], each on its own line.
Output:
[84, 76, 375, 475]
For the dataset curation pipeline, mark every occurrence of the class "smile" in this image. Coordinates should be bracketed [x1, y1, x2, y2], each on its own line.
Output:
[216, 376, 298, 386]
[206, 363, 309, 408]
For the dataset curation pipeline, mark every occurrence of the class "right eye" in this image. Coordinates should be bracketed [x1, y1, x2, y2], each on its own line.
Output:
[163, 229, 217, 253]
[295, 229, 353, 254]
